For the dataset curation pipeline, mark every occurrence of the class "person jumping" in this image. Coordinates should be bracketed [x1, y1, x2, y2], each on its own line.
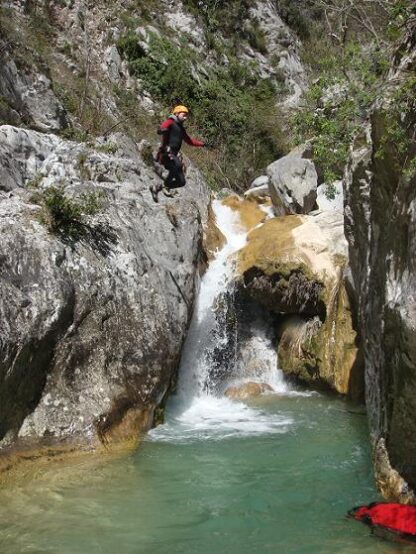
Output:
[150, 105, 205, 202]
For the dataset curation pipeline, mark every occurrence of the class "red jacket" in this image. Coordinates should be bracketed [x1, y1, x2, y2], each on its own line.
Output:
[157, 116, 204, 154]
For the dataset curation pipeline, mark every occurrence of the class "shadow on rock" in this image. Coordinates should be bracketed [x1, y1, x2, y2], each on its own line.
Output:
[58, 222, 118, 257]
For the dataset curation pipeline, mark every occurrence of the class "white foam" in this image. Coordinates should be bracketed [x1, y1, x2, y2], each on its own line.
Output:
[151, 198, 307, 444]
[149, 395, 292, 443]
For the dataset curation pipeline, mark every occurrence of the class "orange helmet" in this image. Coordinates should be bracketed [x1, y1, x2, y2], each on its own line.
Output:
[172, 105, 189, 115]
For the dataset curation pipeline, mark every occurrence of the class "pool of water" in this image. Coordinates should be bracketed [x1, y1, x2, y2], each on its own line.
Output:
[1, 393, 415, 554]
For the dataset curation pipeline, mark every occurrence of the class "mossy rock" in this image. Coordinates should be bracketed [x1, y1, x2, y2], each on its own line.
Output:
[235, 212, 362, 396]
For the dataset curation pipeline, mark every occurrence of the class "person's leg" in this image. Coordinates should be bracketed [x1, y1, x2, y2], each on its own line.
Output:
[165, 155, 186, 189]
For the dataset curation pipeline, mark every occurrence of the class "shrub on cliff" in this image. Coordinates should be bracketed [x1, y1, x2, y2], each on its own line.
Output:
[31, 185, 104, 240]
[290, 0, 415, 184]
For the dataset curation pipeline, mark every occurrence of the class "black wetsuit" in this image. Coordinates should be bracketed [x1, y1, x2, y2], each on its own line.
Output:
[157, 115, 204, 189]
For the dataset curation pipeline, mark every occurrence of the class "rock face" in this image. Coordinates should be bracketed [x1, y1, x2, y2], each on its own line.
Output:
[267, 152, 318, 215]
[247, 0, 307, 105]
[0, 54, 68, 132]
[0, 125, 209, 451]
[344, 34, 416, 498]
[237, 210, 361, 396]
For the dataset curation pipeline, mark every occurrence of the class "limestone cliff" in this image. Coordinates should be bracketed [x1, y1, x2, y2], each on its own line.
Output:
[0, 0, 308, 464]
[344, 32, 416, 500]
[0, 124, 209, 455]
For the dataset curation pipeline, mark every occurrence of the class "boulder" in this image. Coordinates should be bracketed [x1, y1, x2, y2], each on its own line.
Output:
[225, 382, 273, 400]
[236, 211, 361, 396]
[250, 175, 270, 189]
[267, 153, 318, 215]
[244, 184, 270, 199]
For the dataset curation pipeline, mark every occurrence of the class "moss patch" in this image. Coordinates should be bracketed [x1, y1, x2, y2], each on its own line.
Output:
[238, 216, 307, 276]
[223, 195, 266, 232]
[277, 275, 360, 396]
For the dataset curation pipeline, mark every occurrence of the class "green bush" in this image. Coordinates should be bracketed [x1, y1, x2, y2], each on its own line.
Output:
[117, 32, 286, 189]
[33, 186, 103, 239]
[244, 21, 268, 55]
[376, 75, 416, 183]
[292, 42, 391, 184]
[182, 0, 250, 43]
[274, 0, 323, 40]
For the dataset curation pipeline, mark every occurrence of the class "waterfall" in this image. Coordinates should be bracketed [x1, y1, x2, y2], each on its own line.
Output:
[150, 199, 304, 443]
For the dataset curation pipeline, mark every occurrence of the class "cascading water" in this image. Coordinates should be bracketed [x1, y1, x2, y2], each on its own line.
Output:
[150, 199, 304, 443]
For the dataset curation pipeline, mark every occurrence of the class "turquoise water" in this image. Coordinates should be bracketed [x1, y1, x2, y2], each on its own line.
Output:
[1, 203, 414, 553]
[1, 393, 415, 554]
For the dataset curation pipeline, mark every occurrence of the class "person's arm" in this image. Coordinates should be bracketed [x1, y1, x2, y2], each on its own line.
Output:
[183, 129, 205, 147]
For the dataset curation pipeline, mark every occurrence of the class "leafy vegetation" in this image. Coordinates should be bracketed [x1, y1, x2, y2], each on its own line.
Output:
[290, 0, 415, 185]
[117, 32, 286, 190]
[31, 185, 104, 239]
[376, 74, 416, 183]
[292, 44, 390, 183]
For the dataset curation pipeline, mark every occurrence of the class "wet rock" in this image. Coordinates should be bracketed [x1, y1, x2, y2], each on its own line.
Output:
[373, 438, 416, 504]
[236, 210, 360, 396]
[203, 201, 226, 261]
[223, 195, 266, 232]
[225, 382, 273, 400]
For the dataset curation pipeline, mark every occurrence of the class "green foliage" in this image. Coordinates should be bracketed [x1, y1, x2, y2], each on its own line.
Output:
[386, 0, 416, 37]
[182, 0, 250, 45]
[32, 186, 104, 239]
[95, 142, 118, 155]
[274, 0, 323, 40]
[244, 21, 268, 55]
[292, 42, 391, 184]
[376, 74, 416, 183]
[118, 33, 197, 102]
[117, 32, 286, 189]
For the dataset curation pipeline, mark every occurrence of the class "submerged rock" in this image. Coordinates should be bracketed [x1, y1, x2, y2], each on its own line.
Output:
[225, 382, 273, 400]
[223, 195, 267, 232]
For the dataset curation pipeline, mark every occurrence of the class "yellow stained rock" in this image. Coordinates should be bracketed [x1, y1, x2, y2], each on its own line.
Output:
[222, 195, 266, 232]
[235, 212, 361, 398]
[203, 200, 226, 260]
[237, 215, 303, 277]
